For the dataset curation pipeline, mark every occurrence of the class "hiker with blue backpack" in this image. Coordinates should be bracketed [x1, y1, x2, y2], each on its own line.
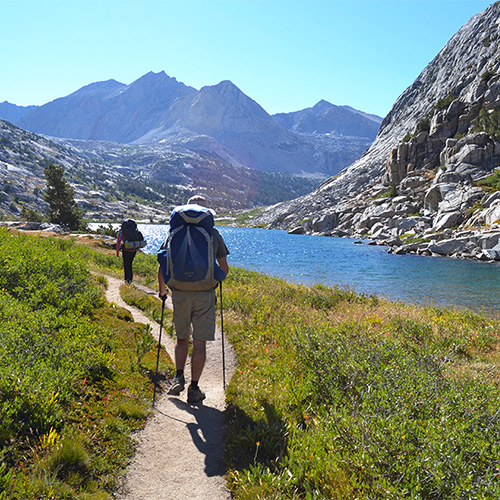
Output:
[157, 195, 229, 404]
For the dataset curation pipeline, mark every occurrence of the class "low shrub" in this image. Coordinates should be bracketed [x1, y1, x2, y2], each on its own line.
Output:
[375, 184, 398, 199]
[472, 107, 500, 141]
[434, 93, 456, 112]
[477, 168, 500, 191]
[416, 116, 430, 134]
[222, 267, 500, 498]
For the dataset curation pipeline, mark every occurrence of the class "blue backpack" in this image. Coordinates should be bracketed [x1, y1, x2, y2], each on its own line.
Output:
[157, 204, 226, 291]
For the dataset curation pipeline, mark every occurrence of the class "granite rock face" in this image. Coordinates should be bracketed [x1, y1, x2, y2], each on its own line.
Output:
[250, 3, 500, 261]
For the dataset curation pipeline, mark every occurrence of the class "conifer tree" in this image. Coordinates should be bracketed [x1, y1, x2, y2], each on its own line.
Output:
[43, 163, 83, 230]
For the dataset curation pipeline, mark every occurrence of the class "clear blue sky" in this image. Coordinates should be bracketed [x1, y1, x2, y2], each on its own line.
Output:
[0, 0, 493, 118]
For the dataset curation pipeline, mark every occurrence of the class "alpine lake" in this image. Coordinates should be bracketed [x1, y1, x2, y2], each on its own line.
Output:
[96, 224, 500, 314]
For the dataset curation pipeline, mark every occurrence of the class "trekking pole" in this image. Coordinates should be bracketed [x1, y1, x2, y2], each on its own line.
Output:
[153, 295, 166, 408]
[219, 282, 226, 390]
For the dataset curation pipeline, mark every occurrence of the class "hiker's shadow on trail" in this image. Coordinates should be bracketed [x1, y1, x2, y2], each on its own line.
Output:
[170, 398, 226, 477]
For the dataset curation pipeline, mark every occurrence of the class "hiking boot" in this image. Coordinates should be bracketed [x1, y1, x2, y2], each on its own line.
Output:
[167, 375, 185, 395]
[187, 385, 206, 404]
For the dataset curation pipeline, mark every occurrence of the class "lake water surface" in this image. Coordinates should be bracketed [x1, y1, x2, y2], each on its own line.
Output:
[102, 223, 500, 313]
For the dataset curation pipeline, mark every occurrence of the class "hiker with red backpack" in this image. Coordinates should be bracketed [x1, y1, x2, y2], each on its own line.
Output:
[116, 219, 147, 284]
[157, 195, 229, 404]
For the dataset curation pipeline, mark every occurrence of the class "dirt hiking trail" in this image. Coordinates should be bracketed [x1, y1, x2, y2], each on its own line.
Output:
[105, 275, 236, 500]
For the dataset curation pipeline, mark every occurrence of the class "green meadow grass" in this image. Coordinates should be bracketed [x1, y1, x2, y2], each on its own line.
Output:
[0, 228, 172, 499]
[119, 283, 173, 329]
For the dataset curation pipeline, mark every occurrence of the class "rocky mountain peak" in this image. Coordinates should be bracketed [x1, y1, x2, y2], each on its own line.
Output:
[273, 99, 382, 139]
[312, 99, 335, 112]
[182, 80, 274, 135]
[127, 70, 191, 93]
[138, 70, 168, 79]
[0, 101, 37, 123]
[211, 79, 240, 92]
[55, 79, 126, 104]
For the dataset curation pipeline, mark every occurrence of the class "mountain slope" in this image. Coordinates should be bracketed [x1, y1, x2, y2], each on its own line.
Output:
[17, 79, 126, 139]
[0, 118, 320, 221]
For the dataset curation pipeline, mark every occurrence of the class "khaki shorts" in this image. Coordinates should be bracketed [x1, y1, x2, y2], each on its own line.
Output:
[171, 289, 216, 341]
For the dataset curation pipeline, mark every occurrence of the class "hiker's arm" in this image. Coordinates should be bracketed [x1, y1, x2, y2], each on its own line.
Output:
[158, 265, 168, 297]
[217, 256, 229, 276]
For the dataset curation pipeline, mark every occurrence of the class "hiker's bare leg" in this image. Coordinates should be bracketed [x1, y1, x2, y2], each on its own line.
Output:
[175, 338, 189, 371]
[191, 339, 206, 381]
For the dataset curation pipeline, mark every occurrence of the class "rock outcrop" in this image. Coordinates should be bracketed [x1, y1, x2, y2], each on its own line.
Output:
[250, 3, 500, 261]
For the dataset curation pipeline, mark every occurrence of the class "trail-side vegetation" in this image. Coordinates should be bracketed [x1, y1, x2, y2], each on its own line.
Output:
[0, 227, 172, 499]
[221, 268, 500, 499]
[3, 227, 500, 499]
[119, 283, 174, 339]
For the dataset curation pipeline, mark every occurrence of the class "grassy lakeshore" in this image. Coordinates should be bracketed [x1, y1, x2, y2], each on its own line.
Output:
[221, 270, 500, 499]
[1, 227, 500, 498]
